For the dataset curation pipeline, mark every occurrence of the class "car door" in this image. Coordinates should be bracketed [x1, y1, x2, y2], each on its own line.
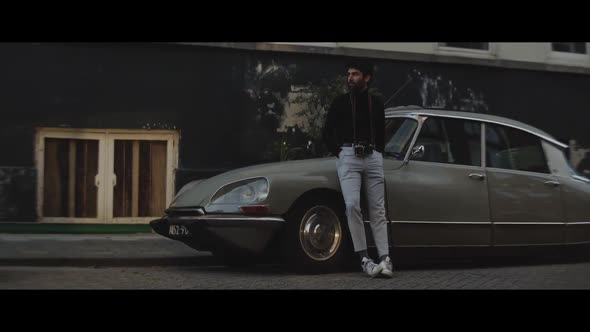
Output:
[484, 123, 566, 245]
[561, 175, 590, 244]
[385, 116, 492, 247]
[538, 140, 590, 245]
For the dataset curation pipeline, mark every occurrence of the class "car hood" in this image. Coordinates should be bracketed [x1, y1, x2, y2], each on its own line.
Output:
[170, 157, 337, 208]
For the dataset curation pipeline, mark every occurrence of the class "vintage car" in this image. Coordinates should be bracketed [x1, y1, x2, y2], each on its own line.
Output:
[150, 106, 590, 271]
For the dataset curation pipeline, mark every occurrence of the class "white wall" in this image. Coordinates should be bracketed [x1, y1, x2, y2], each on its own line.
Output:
[336, 42, 435, 54]
[495, 43, 551, 63]
[268, 42, 590, 70]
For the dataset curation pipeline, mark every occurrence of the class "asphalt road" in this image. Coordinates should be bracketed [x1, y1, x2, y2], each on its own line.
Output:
[2, 254, 590, 289]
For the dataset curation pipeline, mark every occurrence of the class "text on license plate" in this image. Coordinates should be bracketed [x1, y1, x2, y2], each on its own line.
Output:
[169, 225, 190, 236]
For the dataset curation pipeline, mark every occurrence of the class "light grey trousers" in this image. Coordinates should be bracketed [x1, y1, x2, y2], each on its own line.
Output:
[336, 147, 389, 258]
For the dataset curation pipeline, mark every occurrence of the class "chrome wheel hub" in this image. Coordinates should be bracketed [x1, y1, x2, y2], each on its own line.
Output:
[299, 206, 342, 261]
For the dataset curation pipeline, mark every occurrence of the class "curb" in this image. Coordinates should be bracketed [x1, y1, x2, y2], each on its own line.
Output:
[0, 256, 217, 268]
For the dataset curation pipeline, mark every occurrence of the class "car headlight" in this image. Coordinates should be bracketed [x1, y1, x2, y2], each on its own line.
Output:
[210, 178, 269, 205]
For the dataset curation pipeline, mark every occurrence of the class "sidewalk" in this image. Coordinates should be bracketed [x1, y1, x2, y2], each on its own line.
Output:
[0, 233, 212, 267]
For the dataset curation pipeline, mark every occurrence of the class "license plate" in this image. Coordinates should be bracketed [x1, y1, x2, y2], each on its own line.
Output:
[169, 225, 191, 236]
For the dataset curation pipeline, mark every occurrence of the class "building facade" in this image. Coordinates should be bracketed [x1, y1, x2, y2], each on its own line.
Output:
[1, 42, 588, 226]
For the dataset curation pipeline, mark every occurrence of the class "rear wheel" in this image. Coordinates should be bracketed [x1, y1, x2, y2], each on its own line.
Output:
[282, 196, 352, 273]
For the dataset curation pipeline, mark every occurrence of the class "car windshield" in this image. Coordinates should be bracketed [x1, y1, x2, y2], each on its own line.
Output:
[384, 117, 419, 160]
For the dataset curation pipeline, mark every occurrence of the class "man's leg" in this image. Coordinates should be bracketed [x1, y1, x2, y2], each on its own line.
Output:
[364, 151, 393, 277]
[338, 149, 384, 277]
[336, 149, 366, 253]
[363, 151, 389, 260]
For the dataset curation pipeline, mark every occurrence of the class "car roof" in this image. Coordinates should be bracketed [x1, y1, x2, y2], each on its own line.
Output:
[385, 105, 567, 149]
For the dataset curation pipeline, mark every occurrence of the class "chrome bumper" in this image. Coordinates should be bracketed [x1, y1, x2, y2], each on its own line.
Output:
[150, 213, 286, 253]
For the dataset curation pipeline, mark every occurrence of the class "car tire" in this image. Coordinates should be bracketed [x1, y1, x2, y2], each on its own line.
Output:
[282, 195, 353, 273]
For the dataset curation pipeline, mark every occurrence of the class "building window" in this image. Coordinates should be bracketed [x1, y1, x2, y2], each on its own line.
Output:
[36, 128, 178, 223]
[43, 138, 99, 218]
[547, 42, 589, 67]
[439, 42, 490, 51]
[551, 42, 587, 54]
[113, 139, 168, 218]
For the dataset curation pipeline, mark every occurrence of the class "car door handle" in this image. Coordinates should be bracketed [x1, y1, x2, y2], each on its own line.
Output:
[468, 173, 485, 180]
[544, 181, 560, 187]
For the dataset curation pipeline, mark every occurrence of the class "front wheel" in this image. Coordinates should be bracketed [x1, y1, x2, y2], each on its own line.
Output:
[282, 196, 352, 273]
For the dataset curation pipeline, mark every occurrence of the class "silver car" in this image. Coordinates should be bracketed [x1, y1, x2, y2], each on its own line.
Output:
[151, 106, 590, 271]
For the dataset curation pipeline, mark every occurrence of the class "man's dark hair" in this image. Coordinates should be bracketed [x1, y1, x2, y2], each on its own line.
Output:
[345, 60, 374, 76]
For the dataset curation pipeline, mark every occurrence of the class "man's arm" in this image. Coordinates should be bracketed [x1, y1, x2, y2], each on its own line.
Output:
[374, 95, 386, 153]
[323, 100, 341, 157]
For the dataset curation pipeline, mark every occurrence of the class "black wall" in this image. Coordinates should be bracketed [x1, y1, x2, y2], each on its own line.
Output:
[1, 43, 588, 221]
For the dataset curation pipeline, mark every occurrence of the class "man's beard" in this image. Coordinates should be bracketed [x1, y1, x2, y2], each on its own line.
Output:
[348, 82, 366, 93]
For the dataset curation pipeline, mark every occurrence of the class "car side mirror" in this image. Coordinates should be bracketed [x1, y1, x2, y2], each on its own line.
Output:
[410, 145, 425, 160]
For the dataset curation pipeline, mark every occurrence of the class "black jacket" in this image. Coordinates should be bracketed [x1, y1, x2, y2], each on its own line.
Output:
[322, 89, 385, 156]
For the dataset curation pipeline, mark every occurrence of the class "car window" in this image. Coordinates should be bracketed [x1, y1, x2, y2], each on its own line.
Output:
[410, 117, 482, 167]
[485, 124, 549, 174]
[384, 117, 418, 160]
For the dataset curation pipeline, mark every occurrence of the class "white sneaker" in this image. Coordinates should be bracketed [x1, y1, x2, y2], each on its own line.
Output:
[361, 258, 383, 278]
[379, 257, 394, 278]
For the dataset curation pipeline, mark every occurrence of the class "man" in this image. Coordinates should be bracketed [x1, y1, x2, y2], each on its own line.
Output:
[578, 151, 590, 176]
[322, 61, 393, 278]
